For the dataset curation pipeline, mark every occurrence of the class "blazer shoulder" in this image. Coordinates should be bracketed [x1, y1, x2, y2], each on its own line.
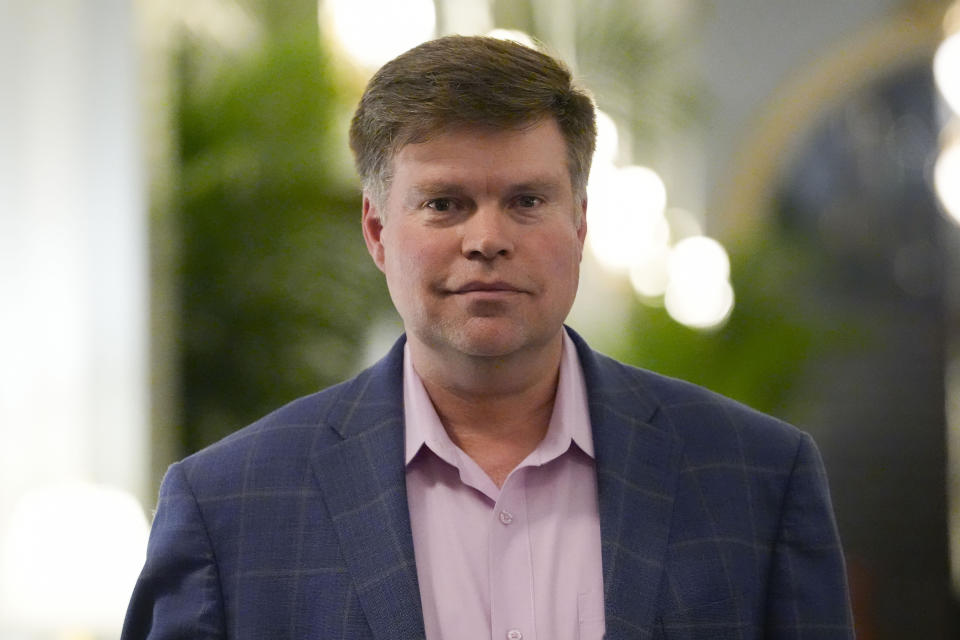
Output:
[174, 363, 386, 493]
[170, 336, 407, 498]
[590, 349, 806, 466]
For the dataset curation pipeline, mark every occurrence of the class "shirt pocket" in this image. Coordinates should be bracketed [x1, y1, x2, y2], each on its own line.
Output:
[577, 591, 606, 640]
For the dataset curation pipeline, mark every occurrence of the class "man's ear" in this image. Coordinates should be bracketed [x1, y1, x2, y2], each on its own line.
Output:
[361, 195, 387, 272]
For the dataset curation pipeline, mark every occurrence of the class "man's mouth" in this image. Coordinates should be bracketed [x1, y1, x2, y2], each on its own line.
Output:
[453, 281, 524, 294]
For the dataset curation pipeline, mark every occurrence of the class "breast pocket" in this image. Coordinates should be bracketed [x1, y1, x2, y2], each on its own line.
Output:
[577, 591, 606, 640]
[658, 598, 747, 640]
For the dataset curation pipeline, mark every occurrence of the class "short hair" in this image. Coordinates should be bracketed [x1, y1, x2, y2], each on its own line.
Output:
[349, 35, 597, 206]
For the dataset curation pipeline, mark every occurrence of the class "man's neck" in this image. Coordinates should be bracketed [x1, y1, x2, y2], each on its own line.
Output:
[408, 332, 564, 486]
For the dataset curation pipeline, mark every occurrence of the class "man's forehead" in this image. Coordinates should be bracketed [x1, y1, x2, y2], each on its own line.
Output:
[393, 119, 567, 168]
[398, 117, 552, 148]
[391, 118, 561, 160]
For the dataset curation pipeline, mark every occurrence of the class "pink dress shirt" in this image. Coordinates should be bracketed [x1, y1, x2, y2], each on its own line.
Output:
[404, 330, 605, 640]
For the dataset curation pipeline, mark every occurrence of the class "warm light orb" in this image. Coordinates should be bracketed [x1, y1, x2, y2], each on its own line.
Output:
[668, 235, 730, 284]
[665, 277, 735, 330]
[629, 244, 671, 298]
[935, 33, 960, 115]
[587, 165, 669, 272]
[321, 0, 436, 69]
[664, 236, 735, 329]
[618, 165, 668, 214]
[935, 136, 960, 225]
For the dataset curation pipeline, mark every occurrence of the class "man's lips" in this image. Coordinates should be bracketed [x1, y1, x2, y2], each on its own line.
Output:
[449, 281, 525, 294]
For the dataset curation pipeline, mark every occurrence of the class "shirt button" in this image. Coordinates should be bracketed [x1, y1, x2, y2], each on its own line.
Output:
[506, 630, 523, 640]
[498, 510, 514, 525]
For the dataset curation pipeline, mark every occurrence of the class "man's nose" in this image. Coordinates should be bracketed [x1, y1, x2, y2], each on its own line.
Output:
[461, 206, 514, 260]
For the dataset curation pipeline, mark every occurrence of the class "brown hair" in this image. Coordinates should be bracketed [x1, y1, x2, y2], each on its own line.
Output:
[349, 35, 597, 205]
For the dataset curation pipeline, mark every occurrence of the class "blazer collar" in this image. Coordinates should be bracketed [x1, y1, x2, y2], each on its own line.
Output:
[568, 328, 683, 636]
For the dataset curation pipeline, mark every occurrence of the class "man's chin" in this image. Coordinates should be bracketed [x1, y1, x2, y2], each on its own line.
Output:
[441, 318, 554, 359]
[451, 335, 523, 359]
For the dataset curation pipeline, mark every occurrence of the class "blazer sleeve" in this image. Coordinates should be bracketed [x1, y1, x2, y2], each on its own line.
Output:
[765, 432, 854, 638]
[121, 462, 226, 640]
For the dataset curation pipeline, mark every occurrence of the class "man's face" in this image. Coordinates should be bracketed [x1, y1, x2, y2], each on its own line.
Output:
[362, 118, 587, 361]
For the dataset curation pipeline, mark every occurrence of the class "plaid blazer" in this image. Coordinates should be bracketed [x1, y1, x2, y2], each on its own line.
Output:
[123, 329, 853, 639]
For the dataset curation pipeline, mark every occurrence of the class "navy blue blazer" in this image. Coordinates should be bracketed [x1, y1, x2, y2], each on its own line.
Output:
[122, 330, 853, 639]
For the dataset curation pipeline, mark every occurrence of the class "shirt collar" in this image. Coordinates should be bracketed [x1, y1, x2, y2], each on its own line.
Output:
[403, 342, 458, 466]
[403, 328, 594, 467]
[540, 328, 595, 460]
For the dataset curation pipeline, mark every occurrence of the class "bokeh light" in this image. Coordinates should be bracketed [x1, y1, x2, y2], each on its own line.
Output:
[586, 150, 735, 329]
[321, 0, 436, 69]
[665, 277, 735, 330]
[668, 235, 731, 284]
[935, 32, 960, 115]
[587, 164, 669, 272]
[935, 135, 960, 224]
[628, 244, 671, 298]
[663, 236, 734, 329]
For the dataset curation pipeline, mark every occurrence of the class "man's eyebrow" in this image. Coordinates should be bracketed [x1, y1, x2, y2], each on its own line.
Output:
[407, 178, 565, 198]
[409, 182, 469, 197]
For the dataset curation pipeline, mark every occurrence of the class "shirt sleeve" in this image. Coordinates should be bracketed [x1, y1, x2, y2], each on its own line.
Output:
[121, 462, 227, 640]
[764, 432, 854, 638]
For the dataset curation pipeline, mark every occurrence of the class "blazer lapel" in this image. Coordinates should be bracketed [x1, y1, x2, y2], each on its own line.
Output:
[570, 330, 683, 637]
[311, 337, 426, 640]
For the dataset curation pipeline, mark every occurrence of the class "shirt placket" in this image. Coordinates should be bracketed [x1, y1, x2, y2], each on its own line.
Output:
[488, 470, 537, 640]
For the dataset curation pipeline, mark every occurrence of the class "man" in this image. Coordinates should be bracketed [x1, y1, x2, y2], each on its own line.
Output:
[123, 36, 853, 639]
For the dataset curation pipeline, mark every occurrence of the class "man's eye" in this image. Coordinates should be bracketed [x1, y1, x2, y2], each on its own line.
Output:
[515, 195, 542, 208]
[426, 198, 454, 212]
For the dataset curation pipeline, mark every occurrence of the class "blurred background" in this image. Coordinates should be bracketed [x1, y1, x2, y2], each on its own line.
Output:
[2, 0, 960, 636]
